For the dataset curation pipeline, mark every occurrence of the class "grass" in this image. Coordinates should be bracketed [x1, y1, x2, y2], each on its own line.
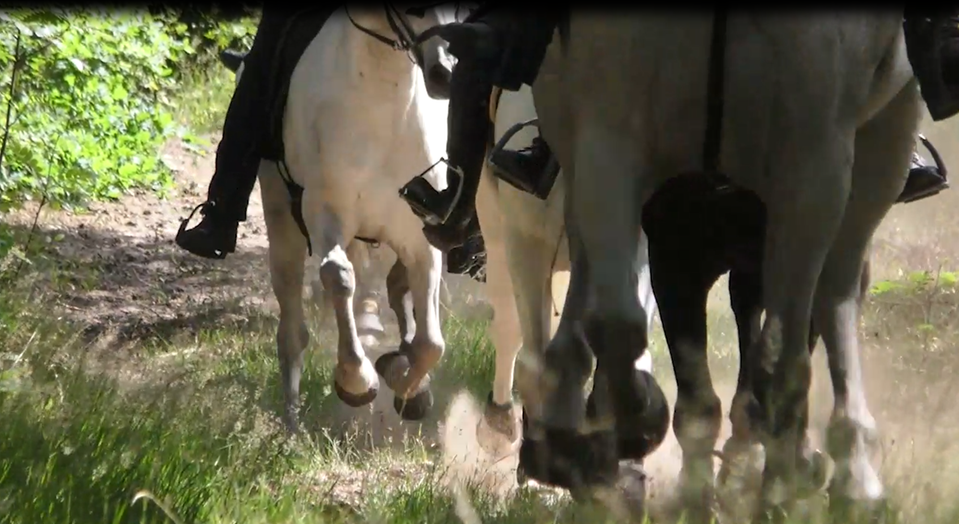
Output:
[3, 259, 959, 524]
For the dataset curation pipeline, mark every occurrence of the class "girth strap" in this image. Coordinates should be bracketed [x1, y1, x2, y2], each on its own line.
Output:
[703, 9, 728, 176]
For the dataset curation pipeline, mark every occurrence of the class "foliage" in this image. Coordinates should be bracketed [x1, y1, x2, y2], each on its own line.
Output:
[0, 8, 258, 211]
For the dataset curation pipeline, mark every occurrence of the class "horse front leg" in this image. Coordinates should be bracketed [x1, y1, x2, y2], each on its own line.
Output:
[816, 80, 919, 521]
[302, 192, 379, 411]
[260, 164, 311, 433]
[375, 242, 444, 421]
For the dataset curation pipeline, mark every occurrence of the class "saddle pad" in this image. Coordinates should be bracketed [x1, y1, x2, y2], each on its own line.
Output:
[260, 7, 337, 164]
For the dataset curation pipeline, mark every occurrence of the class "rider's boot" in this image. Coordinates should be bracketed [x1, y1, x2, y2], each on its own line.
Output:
[903, 12, 959, 121]
[400, 49, 498, 251]
[898, 135, 949, 203]
[489, 136, 560, 200]
[176, 7, 287, 259]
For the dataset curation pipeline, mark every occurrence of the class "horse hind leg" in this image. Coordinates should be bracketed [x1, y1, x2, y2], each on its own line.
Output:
[648, 247, 722, 524]
[260, 164, 311, 432]
[386, 259, 415, 345]
[350, 241, 387, 343]
[815, 81, 920, 520]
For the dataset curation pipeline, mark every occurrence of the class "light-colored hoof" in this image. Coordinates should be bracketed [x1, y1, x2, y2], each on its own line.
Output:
[355, 298, 386, 338]
[333, 358, 379, 408]
[476, 393, 520, 454]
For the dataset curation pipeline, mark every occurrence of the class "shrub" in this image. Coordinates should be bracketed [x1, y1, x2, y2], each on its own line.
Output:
[0, 8, 257, 211]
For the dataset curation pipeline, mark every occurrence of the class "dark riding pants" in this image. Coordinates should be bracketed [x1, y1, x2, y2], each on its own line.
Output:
[443, 10, 561, 230]
[206, 6, 289, 222]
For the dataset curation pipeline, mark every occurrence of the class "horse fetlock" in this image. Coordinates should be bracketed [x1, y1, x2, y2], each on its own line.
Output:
[373, 344, 434, 400]
[355, 299, 386, 338]
[584, 313, 648, 363]
[319, 259, 355, 298]
[333, 356, 379, 407]
[673, 392, 723, 452]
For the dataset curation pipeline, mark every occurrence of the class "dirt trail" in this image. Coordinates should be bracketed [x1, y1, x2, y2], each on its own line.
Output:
[5, 116, 959, 519]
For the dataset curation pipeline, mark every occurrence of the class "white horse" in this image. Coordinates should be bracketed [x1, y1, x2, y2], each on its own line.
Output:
[526, 11, 920, 519]
[242, 4, 463, 432]
[473, 84, 664, 459]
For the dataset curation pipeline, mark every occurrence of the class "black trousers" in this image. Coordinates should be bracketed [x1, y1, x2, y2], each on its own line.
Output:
[206, 6, 289, 222]
[442, 9, 561, 230]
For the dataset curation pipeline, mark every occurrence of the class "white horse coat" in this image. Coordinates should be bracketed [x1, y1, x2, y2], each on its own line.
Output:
[258, 4, 461, 430]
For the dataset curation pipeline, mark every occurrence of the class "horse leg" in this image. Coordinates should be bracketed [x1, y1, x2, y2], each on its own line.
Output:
[301, 192, 378, 409]
[814, 81, 919, 519]
[351, 242, 386, 342]
[386, 259, 415, 345]
[260, 163, 310, 432]
[649, 245, 722, 524]
[751, 125, 860, 520]
[474, 173, 524, 452]
[375, 242, 444, 421]
[573, 130, 668, 487]
[586, 224, 670, 462]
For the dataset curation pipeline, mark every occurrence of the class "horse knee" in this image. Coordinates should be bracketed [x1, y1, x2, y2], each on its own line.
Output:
[320, 257, 354, 299]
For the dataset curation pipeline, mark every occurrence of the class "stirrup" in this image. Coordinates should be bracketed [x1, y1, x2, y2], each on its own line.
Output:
[488, 118, 559, 200]
[176, 201, 230, 260]
[899, 134, 950, 204]
[399, 157, 464, 226]
[919, 134, 949, 180]
[177, 201, 211, 237]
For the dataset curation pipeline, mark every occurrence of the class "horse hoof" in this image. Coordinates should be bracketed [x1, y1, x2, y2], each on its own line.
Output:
[374, 349, 403, 379]
[586, 368, 670, 461]
[334, 380, 378, 408]
[476, 392, 520, 454]
[355, 311, 386, 338]
[518, 426, 618, 490]
[393, 386, 433, 421]
[797, 449, 829, 497]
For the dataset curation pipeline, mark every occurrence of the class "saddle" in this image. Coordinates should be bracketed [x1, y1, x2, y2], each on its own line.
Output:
[259, 7, 336, 164]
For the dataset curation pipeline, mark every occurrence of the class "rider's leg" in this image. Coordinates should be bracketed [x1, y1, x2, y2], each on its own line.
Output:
[903, 12, 959, 121]
[481, 10, 564, 201]
[176, 8, 288, 259]
[399, 56, 494, 251]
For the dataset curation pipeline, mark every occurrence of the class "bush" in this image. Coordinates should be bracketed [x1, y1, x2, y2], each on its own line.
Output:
[0, 8, 257, 211]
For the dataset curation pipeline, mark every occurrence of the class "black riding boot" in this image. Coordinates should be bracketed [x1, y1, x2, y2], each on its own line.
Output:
[399, 56, 495, 251]
[903, 12, 959, 121]
[176, 8, 289, 259]
[898, 135, 949, 203]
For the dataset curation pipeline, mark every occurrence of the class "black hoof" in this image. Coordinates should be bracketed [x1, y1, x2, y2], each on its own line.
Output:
[334, 380, 378, 408]
[355, 311, 386, 338]
[518, 425, 619, 490]
[586, 368, 670, 461]
[374, 344, 409, 379]
[393, 386, 434, 421]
